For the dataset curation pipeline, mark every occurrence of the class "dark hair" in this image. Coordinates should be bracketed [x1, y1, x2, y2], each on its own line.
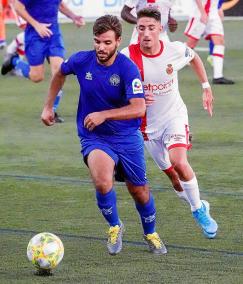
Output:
[137, 7, 161, 22]
[93, 15, 122, 39]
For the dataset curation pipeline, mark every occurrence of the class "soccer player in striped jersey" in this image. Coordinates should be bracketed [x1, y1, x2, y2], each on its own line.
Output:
[121, 7, 218, 239]
[184, 0, 234, 84]
[121, 0, 177, 44]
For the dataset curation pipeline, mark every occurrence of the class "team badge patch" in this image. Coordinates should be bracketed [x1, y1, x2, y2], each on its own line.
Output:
[185, 47, 194, 58]
[132, 78, 143, 94]
[166, 64, 173, 75]
[109, 74, 120, 86]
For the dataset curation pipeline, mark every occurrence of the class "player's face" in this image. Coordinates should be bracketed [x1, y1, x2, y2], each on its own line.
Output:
[94, 30, 121, 65]
[137, 17, 162, 51]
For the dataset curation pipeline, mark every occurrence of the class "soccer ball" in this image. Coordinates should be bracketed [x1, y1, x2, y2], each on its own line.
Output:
[27, 232, 64, 271]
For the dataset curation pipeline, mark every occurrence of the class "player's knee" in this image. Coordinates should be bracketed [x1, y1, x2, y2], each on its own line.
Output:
[29, 72, 44, 83]
[93, 176, 113, 192]
[130, 186, 150, 204]
[172, 161, 188, 174]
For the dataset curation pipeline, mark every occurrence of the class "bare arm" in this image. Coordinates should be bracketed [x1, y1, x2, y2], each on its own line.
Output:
[190, 52, 214, 116]
[14, 0, 53, 37]
[121, 5, 137, 24]
[41, 68, 66, 126]
[59, 1, 85, 27]
[84, 98, 146, 131]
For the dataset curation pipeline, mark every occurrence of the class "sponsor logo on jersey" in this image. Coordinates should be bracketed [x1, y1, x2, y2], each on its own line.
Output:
[109, 74, 120, 86]
[85, 72, 92, 80]
[143, 79, 174, 94]
[166, 64, 173, 75]
[132, 78, 143, 94]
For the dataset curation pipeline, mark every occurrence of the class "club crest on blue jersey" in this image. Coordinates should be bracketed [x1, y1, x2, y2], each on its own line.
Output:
[109, 74, 120, 86]
[132, 78, 143, 94]
[85, 72, 92, 80]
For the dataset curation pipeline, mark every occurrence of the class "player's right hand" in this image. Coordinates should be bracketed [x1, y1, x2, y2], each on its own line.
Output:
[145, 92, 155, 106]
[200, 11, 208, 24]
[202, 88, 214, 117]
[34, 22, 53, 38]
[41, 108, 55, 126]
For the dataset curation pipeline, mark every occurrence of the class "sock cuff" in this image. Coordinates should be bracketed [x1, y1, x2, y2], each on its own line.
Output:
[213, 45, 225, 56]
[136, 194, 155, 211]
[179, 176, 197, 186]
[96, 189, 115, 203]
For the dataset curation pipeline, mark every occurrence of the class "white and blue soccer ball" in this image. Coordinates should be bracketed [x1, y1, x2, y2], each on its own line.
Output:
[27, 232, 64, 271]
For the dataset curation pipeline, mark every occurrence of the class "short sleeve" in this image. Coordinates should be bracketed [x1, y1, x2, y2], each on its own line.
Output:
[172, 42, 195, 71]
[61, 54, 77, 76]
[122, 58, 144, 100]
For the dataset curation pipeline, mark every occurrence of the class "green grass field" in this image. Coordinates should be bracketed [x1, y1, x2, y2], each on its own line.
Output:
[0, 20, 243, 283]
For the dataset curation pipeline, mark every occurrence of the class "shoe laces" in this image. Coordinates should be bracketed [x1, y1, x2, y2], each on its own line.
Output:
[146, 232, 162, 249]
[107, 225, 120, 245]
[195, 206, 211, 226]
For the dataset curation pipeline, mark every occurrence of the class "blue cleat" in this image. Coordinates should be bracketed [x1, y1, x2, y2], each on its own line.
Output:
[193, 200, 218, 239]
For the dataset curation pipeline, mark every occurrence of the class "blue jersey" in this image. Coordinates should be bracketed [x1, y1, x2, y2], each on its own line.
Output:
[19, 0, 61, 24]
[61, 50, 145, 139]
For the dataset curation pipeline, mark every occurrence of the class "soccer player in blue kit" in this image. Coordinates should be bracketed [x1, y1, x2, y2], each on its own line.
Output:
[1, 0, 85, 122]
[41, 15, 167, 255]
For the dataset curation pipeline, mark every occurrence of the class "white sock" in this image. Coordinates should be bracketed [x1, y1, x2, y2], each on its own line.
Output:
[173, 189, 191, 205]
[179, 176, 202, 212]
[212, 45, 225, 79]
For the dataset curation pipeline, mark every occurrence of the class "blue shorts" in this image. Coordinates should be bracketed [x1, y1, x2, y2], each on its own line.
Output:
[80, 132, 147, 186]
[25, 29, 65, 66]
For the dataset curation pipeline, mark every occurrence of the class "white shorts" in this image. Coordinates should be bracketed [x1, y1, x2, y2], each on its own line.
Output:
[144, 116, 191, 171]
[184, 14, 224, 40]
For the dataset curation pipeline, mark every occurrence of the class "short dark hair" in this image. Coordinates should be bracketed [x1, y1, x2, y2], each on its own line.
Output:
[93, 15, 122, 39]
[137, 7, 161, 22]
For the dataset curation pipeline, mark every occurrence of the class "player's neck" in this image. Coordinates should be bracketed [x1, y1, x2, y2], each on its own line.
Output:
[140, 41, 161, 56]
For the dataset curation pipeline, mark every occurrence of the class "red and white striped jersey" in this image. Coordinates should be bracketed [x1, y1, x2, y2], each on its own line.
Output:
[191, 0, 219, 16]
[121, 41, 195, 140]
[124, 0, 175, 29]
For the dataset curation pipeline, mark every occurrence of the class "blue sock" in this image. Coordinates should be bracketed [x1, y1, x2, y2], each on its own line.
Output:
[96, 189, 120, 227]
[12, 57, 30, 78]
[53, 90, 63, 112]
[209, 40, 214, 56]
[136, 194, 156, 235]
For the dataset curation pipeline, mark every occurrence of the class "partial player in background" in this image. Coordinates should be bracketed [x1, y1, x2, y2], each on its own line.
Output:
[184, 0, 234, 85]
[41, 15, 167, 255]
[0, 0, 8, 48]
[207, 0, 224, 66]
[2, 2, 26, 74]
[1, 0, 85, 122]
[121, 8, 218, 239]
[121, 0, 177, 44]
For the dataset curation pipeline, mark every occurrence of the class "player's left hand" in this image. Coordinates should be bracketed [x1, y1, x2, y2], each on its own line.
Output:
[41, 107, 55, 126]
[202, 88, 214, 117]
[145, 92, 155, 106]
[168, 16, 178, 33]
[84, 112, 106, 131]
[73, 15, 85, 27]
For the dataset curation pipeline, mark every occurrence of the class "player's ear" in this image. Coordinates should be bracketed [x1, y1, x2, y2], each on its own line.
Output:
[116, 36, 122, 47]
